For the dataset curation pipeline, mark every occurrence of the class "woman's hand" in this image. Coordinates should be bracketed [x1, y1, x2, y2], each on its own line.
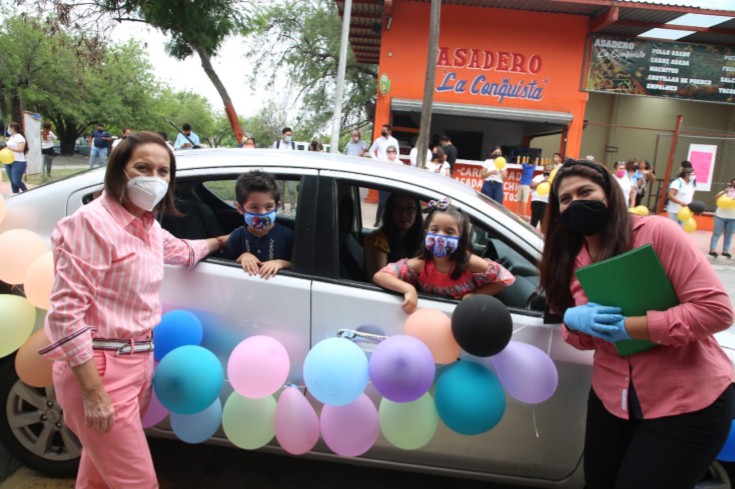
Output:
[402, 287, 418, 314]
[82, 388, 115, 434]
[564, 303, 624, 339]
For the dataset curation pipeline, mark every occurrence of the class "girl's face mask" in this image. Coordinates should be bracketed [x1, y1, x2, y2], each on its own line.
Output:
[425, 233, 459, 257]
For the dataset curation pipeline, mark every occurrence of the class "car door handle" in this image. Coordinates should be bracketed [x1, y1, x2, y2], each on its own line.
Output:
[337, 329, 387, 345]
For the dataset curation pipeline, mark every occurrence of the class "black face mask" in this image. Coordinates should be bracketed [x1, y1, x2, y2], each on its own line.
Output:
[381, 131, 388, 137]
[560, 200, 610, 236]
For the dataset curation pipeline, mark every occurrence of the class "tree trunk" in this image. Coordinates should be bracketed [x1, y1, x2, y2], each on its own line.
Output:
[191, 43, 245, 145]
[57, 119, 82, 156]
[11, 90, 23, 125]
[415, 0, 441, 170]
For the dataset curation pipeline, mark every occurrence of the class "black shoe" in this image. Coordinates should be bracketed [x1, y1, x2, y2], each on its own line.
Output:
[723, 252, 732, 259]
[709, 251, 719, 258]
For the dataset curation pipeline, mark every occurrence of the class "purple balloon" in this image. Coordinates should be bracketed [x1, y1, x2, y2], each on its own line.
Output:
[369, 335, 435, 402]
[142, 389, 169, 428]
[275, 387, 320, 455]
[320, 393, 379, 457]
[490, 341, 559, 404]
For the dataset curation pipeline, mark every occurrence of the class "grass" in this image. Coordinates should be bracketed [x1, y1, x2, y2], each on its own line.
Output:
[24, 168, 87, 186]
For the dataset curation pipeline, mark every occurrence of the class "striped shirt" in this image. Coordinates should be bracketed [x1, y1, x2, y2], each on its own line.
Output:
[40, 192, 210, 367]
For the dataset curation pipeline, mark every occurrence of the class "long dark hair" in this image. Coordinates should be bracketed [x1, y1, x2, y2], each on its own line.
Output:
[419, 204, 471, 280]
[382, 193, 423, 261]
[9, 122, 28, 155]
[540, 159, 632, 312]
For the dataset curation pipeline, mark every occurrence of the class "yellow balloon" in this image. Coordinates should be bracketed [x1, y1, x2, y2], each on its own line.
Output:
[549, 168, 558, 184]
[729, 199, 735, 210]
[536, 181, 550, 196]
[717, 196, 734, 209]
[494, 157, 506, 170]
[683, 217, 697, 233]
[677, 207, 692, 222]
[628, 207, 637, 214]
[0, 148, 13, 164]
[634, 205, 649, 216]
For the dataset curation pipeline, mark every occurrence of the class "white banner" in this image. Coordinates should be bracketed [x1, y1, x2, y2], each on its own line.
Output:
[23, 112, 42, 175]
[686, 143, 717, 192]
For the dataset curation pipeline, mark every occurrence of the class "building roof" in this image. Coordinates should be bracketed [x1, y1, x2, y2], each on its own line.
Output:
[335, 0, 735, 64]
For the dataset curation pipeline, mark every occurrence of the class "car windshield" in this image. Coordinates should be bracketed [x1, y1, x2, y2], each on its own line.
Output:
[476, 190, 542, 236]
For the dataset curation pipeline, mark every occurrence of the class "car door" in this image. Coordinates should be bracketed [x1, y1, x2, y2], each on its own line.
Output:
[309, 169, 590, 483]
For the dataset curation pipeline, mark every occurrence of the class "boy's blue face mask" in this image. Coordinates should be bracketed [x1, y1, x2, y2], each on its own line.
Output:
[244, 210, 276, 231]
[424, 233, 459, 258]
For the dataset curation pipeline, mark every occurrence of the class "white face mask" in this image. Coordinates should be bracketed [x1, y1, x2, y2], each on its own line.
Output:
[125, 175, 169, 212]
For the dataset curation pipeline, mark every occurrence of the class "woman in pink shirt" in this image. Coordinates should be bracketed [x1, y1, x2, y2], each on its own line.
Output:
[40, 131, 229, 488]
[540, 158, 735, 489]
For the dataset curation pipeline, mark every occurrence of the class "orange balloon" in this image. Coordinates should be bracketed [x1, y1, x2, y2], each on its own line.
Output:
[0, 229, 48, 284]
[24, 251, 54, 310]
[404, 308, 459, 364]
[0, 194, 5, 226]
[15, 329, 53, 387]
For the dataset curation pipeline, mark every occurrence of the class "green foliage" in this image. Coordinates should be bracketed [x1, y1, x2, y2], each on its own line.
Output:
[150, 87, 216, 141]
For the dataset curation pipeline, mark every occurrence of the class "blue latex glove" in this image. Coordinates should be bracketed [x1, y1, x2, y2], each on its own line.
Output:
[563, 303, 625, 340]
[591, 316, 631, 343]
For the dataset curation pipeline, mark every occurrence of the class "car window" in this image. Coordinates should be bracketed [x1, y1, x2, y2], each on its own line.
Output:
[202, 177, 301, 218]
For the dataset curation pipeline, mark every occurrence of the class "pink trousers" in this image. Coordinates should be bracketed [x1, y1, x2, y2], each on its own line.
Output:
[53, 350, 157, 489]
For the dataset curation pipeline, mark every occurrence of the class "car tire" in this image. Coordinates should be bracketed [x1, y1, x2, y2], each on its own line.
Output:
[0, 357, 80, 476]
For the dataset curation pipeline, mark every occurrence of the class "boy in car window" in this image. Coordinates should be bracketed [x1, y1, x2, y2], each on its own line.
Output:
[224, 170, 294, 278]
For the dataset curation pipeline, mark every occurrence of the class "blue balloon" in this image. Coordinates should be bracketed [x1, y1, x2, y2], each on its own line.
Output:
[153, 310, 203, 360]
[434, 361, 505, 435]
[303, 337, 368, 406]
[153, 345, 224, 414]
[171, 398, 222, 444]
[717, 420, 735, 462]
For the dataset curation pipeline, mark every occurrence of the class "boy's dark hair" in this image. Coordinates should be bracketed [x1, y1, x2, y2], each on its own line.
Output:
[440, 135, 451, 143]
[235, 170, 281, 206]
[419, 204, 472, 280]
[182, 123, 192, 131]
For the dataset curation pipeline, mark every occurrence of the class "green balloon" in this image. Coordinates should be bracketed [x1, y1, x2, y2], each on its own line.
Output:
[222, 392, 276, 450]
[0, 295, 36, 358]
[379, 392, 438, 450]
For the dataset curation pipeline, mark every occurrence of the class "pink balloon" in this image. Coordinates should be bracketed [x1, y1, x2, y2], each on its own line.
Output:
[142, 388, 169, 428]
[320, 393, 379, 457]
[0, 195, 6, 226]
[491, 341, 559, 404]
[0, 229, 48, 284]
[228, 335, 290, 398]
[275, 387, 320, 455]
[404, 308, 459, 364]
[24, 251, 54, 310]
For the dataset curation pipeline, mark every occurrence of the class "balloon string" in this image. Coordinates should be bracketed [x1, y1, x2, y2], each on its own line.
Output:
[532, 405, 540, 438]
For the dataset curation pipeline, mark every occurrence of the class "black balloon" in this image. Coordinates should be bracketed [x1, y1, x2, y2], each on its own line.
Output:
[688, 200, 706, 214]
[451, 295, 512, 357]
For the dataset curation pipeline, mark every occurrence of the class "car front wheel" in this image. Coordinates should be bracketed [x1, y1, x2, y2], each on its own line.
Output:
[0, 357, 80, 476]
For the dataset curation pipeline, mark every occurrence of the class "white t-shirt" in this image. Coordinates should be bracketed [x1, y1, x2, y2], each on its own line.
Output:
[8, 133, 26, 162]
[409, 147, 432, 167]
[425, 160, 450, 175]
[530, 174, 548, 203]
[41, 130, 57, 149]
[272, 139, 296, 150]
[666, 177, 696, 213]
[716, 188, 735, 219]
[482, 159, 504, 183]
[369, 136, 399, 161]
[614, 174, 633, 204]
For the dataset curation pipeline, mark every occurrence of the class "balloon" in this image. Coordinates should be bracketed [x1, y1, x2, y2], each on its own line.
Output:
[548, 168, 558, 183]
[404, 308, 459, 364]
[717, 195, 735, 209]
[677, 207, 692, 222]
[222, 392, 276, 450]
[494, 157, 506, 170]
[0, 148, 13, 164]
[153, 310, 203, 360]
[536, 182, 550, 197]
[228, 335, 290, 398]
[634, 205, 649, 216]
[451, 295, 512, 357]
[717, 420, 735, 462]
[15, 329, 52, 387]
[0, 229, 48, 285]
[171, 398, 222, 444]
[368, 335, 434, 402]
[142, 389, 169, 428]
[303, 337, 368, 406]
[683, 217, 697, 233]
[491, 341, 559, 404]
[434, 361, 505, 435]
[320, 393, 379, 457]
[379, 393, 438, 450]
[153, 345, 224, 414]
[0, 195, 5, 226]
[274, 386, 320, 455]
[0, 295, 36, 358]
[23, 251, 54, 310]
[688, 200, 706, 214]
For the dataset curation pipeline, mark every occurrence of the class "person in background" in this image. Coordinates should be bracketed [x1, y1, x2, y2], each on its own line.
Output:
[530, 164, 553, 229]
[373, 145, 402, 226]
[308, 140, 324, 152]
[440, 135, 458, 176]
[40, 131, 229, 488]
[480, 146, 506, 204]
[516, 157, 537, 220]
[635, 160, 656, 207]
[425, 147, 450, 176]
[89, 123, 113, 169]
[409, 136, 431, 167]
[613, 161, 635, 208]
[666, 167, 696, 224]
[5, 122, 28, 193]
[173, 123, 200, 150]
[369, 124, 399, 162]
[540, 158, 734, 489]
[552, 152, 563, 170]
[243, 137, 256, 149]
[709, 178, 735, 259]
[41, 121, 57, 178]
[272, 127, 297, 214]
[680, 160, 697, 186]
[344, 130, 369, 157]
[112, 128, 132, 150]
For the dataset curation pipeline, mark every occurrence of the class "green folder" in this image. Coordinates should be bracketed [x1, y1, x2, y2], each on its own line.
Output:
[575, 244, 679, 356]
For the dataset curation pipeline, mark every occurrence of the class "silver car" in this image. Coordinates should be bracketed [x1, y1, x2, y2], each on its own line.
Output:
[0, 149, 733, 488]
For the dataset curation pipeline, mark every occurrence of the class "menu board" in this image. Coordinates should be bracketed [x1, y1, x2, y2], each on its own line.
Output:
[584, 36, 735, 104]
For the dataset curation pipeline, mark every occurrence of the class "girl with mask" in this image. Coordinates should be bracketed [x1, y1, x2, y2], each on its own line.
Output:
[40, 131, 229, 487]
[5, 122, 29, 193]
[540, 158, 734, 489]
[666, 166, 696, 223]
[612, 161, 635, 208]
[373, 198, 515, 313]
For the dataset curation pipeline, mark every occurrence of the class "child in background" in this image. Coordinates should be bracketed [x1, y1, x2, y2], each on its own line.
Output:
[516, 157, 537, 220]
[373, 197, 515, 313]
[224, 170, 294, 278]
